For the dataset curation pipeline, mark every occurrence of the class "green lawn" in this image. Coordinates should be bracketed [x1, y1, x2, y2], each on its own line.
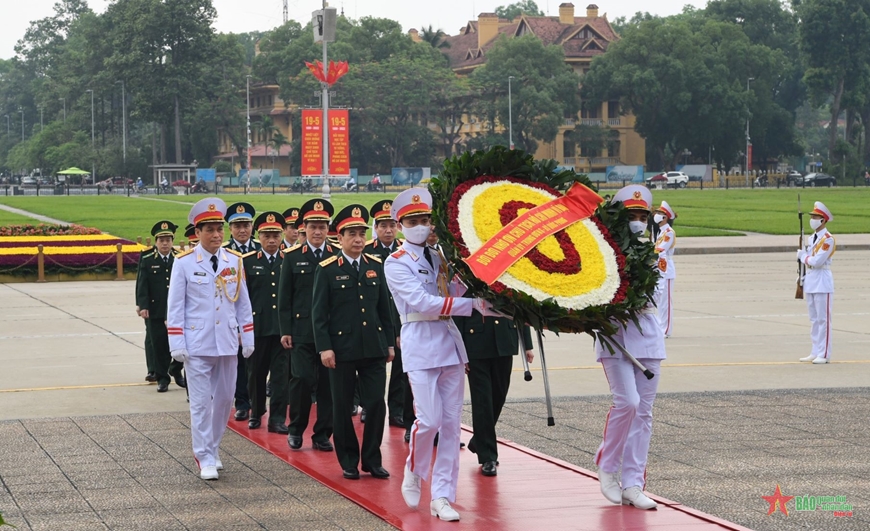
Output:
[0, 188, 867, 240]
[0, 209, 40, 226]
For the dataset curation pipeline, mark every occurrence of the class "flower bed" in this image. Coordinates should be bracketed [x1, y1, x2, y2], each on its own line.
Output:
[431, 147, 659, 335]
[0, 223, 102, 237]
[0, 232, 148, 274]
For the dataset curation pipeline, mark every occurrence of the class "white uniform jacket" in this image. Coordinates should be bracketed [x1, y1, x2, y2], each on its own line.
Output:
[594, 312, 666, 362]
[167, 245, 255, 356]
[384, 242, 473, 372]
[802, 230, 835, 294]
[654, 225, 676, 280]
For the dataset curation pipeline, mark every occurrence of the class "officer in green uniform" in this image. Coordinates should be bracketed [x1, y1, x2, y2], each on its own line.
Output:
[243, 211, 291, 432]
[184, 223, 198, 249]
[279, 198, 337, 451]
[454, 313, 533, 476]
[136, 221, 186, 392]
[366, 200, 405, 428]
[281, 208, 300, 250]
[312, 204, 395, 480]
[135, 242, 157, 383]
[224, 202, 261, 421]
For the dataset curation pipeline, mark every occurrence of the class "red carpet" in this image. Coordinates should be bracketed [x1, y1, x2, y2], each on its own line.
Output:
[228, 410, 750, 531]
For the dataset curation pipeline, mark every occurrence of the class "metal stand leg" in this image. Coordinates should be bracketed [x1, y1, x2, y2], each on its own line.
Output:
[518, 327, 532, 381]
[536, 330, 555, 426]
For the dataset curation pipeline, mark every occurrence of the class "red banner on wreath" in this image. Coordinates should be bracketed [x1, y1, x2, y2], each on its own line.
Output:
[301, 109, 322, 176]
[328, 109, 350, 176]
[464, 184, 602, 285]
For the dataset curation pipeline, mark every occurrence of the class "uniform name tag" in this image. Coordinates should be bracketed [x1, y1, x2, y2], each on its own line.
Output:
[418, 269, 429, 274]
[366, 270, 377, 278]
[151, 265, 161, 268]
[252, 265, 264, 270]
[297, 262, 309, 266]
[194, 272, 206, 276]
[336, 275, 350, 280]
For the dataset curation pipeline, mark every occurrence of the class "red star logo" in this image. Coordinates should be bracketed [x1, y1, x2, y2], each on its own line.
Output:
[761, 485, 795, 516]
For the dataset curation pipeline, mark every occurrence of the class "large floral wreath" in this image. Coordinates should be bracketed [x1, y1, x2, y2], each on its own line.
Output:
[430, 147, 659, 335]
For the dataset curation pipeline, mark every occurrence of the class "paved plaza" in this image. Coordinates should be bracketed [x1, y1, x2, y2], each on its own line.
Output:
[0, 248, 868, 530]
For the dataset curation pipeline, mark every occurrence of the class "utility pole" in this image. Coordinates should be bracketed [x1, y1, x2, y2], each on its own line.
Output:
[19, 108, 24, 141]
[117, 80, 127, 170]
[313, 3, 337, 198]
[246, 74, 252, 181]
[745, 77, 754, 187]
[87, 89, 95, 182]
[508, 76, 515, 150]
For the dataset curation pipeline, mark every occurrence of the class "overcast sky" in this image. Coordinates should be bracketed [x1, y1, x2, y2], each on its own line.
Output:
[3, 0, 705, 60]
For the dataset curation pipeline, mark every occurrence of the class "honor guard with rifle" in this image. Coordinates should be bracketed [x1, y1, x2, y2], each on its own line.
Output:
[279, 199, 338, 452]
[167, 198, 255, 480]
[312, 204, 396, 480]
[797, 202, 835, 364]
[594, 185, 665, 510]
[136, 221, 186, 393]
[653, 201, 677, 337]
[384, 188, 499, 522]
[223, 202, 260, 422]
[242, 212, 291, 432]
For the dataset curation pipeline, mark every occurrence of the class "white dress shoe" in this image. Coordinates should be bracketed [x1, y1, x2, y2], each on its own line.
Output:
[430, 497, 460, 521]
[799, 355, 816, 362]
[622, 486, 657, 509]
[401, 466, 422, 509]
[215, 459, 223, 471]
[200, 465, 219, 480]
[812, 357, 829, 364]
[598, 470, 622, 504]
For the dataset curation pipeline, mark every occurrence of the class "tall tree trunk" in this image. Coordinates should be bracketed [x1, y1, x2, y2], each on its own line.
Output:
[174, 95, 182, 164]
[151, 123, 157, 184]
[828, 76, 845, 162]
[861, 107, 870, 166]
[160, 124, 167, 165]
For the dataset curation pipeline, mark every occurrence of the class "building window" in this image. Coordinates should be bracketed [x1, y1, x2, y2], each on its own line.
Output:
[581, 101, 600, 119]
[607, 131, 621, 159]
[608, 101, 619, 118]
[563, 130, 576, 158]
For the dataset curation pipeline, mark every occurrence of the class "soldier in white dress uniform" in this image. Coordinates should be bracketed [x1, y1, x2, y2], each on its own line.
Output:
[653, 201, 676, 337]
[167, 198, 255, 480]
[594, 185, 665, 511]
[384, 188, 496, 522]
[798, 201, 835, 364]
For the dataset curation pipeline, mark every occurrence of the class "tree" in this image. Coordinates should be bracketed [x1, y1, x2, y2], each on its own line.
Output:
[472, 35, 581, 155]
[419, 25, 450, 49]
[269, 131, 288, 174]
[495, 0, 544, 21]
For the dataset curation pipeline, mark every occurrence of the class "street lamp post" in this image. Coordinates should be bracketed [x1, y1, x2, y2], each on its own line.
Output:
[508, 76, 515, 150]
[246, 75, 252, 188]
[19, 108, 24, 141]
[60, 98, 66, 123]
[745, 77, 754, 187]
[117, 81, 126, 170]
[86, 89, 95, 182]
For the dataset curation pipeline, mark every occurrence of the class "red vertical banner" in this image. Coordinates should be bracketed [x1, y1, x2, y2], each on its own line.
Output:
[328, 109, 350, 176]
[301, 109, 322, 176]
[747, 143, 753, 171]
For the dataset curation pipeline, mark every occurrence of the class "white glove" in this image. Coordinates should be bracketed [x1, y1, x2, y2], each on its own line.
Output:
[241, 345, 255, 358]
[473, 298, 506, 318]
[171, 349, 189, 363]
[797, 249, 807, 261]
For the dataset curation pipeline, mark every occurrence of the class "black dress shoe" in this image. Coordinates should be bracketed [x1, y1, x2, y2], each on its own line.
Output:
[481, 461, 498, 476]
[404, 429, 411, 443]
[388, 415, 405, 428]
[268, 422, 289, 434]
[145, 372, 157, 382]
[266, 380, 272, 397]
[172, 375, 187, 388]
[460, 442, 466, 449]
[342, 468, 360, 480]
[156, 382, 168, 393]
[248, 418, 261, 429]
[312, 439, 334, 452]
[362, 465, 390, 479]
[288, 435, 303, 450]
[351, 405, 359, 416]
[234, 409, 250, 421]
[360, 408, 367, 423]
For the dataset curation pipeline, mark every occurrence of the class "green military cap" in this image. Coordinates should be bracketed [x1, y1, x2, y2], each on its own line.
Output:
[151, 220, 178, 238]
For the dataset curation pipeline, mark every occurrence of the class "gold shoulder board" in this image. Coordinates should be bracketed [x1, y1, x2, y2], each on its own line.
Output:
[319, 255, 339, 267]
[365, 253, 382, 263]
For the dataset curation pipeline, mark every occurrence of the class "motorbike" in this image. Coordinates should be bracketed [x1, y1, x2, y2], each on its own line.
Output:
[191, 181, 208, 194]
[290, 179, 314, 193]
[366, 181, 383, 192]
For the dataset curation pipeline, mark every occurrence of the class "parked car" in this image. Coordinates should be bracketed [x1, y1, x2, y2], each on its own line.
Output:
[785, 171, 804, 186]
[21, 176, 37, 185]
[798, 172, 836, 187]
[646, 171, 689, 188]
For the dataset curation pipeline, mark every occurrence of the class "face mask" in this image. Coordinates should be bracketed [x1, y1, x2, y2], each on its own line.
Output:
[653, 213, 665, 224]
[809, 218, 823, 230]
[401, 224, 431, 244]
[629, 221, 647, 235]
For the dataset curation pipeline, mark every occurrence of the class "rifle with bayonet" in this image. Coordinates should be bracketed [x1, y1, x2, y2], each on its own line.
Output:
[795, 195, 805, 299]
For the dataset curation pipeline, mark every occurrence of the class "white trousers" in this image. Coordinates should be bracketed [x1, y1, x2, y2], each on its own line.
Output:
[186, 355, 237, 469]
[594, 357, 661, 490]
[406, 364, 465, 502]
[806, 292, 832, 360]
[655, 278, 673, 337]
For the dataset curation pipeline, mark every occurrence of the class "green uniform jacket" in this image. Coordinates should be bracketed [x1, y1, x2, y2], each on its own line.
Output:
[365, 239, 402, 336]
[135, 250, 175, 320]
[134, 247, 155, 306]
[311, 253, 395, 362]
[454, 313, 534, 359]
[223, 238, 261, 254]
[243, 250, 283, 337]
[278, 243, 337, 343]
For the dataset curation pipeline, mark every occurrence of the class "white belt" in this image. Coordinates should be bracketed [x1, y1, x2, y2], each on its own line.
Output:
[641, 307, 657, 315]
[808, 265, 830, 270]
[401, 313, 451, 324]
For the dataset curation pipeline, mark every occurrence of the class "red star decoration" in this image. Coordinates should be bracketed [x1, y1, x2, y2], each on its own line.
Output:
[761, 484, 795, 516]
